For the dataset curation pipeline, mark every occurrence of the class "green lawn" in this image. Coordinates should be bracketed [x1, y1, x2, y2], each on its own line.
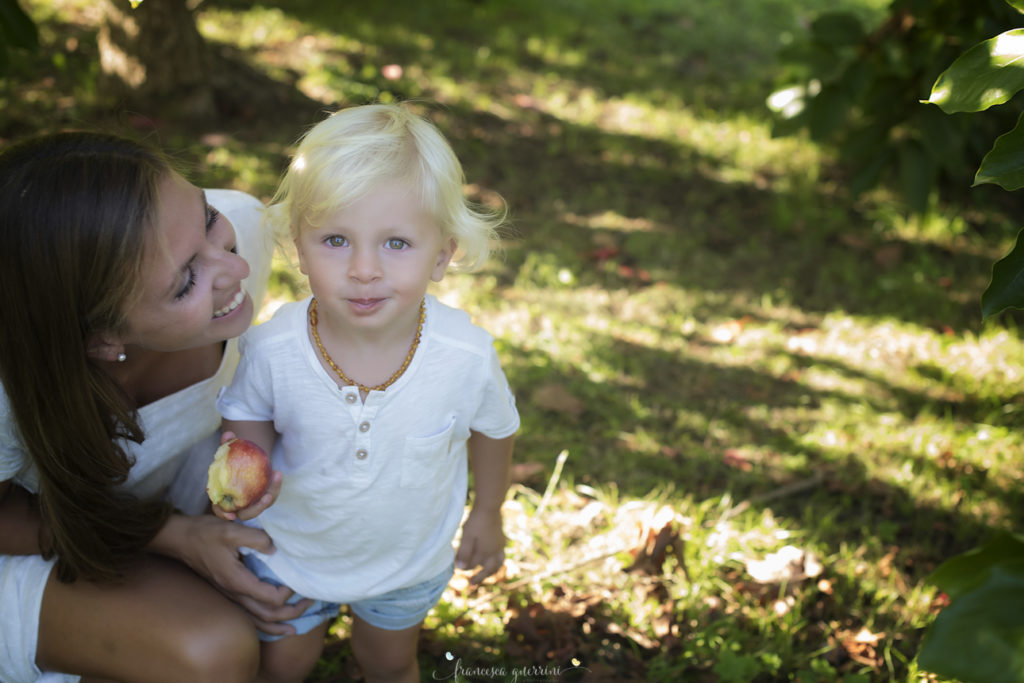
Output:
[5, 0, 1024, 680]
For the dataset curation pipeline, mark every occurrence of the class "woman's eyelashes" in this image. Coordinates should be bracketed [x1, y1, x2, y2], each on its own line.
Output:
[175, 264, 197, 300]
[174, 206, 227, 301]
[206, 205, 220, 230]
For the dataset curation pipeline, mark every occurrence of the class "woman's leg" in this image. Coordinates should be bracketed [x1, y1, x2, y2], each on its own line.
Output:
[36, 554, 260, 683]
[350, 614, 422, 683]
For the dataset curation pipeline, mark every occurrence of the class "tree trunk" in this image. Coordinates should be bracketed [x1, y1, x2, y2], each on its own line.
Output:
[98, 0, 216, 121]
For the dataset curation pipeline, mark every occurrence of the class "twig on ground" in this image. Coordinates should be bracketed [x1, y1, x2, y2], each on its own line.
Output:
[535, 449, 569, 517]
[457, 544, 633, 615]
[708, 472, 826, 526]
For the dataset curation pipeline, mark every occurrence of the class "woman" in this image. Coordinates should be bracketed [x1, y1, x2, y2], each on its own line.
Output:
[0, 131, 303, 681]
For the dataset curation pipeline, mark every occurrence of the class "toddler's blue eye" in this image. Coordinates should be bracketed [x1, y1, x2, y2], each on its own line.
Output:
[326, 235, 347, 247]
[386, 238, 408, 250]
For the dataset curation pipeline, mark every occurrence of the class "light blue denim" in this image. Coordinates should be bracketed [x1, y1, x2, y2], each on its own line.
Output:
[244, 554, 453, 640]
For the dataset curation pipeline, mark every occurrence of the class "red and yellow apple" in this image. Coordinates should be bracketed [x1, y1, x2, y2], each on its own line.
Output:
[206, 438, 271, 511]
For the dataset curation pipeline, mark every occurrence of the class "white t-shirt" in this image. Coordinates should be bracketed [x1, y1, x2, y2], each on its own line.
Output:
[215, 295, 520, 603]
[0, 189, 272, 683]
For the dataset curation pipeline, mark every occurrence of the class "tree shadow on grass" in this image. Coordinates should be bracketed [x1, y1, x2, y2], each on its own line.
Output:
[508, 326, 1020, 564]
[433, 102, 1000, 334]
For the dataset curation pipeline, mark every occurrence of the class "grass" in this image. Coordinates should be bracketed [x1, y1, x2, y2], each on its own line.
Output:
[4, 0, 1024, 680]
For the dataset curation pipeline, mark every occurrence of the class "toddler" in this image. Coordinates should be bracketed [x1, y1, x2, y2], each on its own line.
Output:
[215, 103, 519, 682]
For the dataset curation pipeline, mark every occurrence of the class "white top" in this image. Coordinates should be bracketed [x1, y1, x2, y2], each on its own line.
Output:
[215, 295, 520, 603]
[0, 189, 273, 515]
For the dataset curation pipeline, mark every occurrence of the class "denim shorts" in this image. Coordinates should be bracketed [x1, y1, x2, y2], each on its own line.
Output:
[244, 554, 453, 641]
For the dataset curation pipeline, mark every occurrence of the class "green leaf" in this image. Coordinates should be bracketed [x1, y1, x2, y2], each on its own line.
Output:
[0, 0, 37, 51]
[1008, 0, 1024, 14]
[929, 532, 1024, 599]
[982, 227, 1024, 318]
[975, 110, 1024, 189]
[713, 651, 761, 683]
[918, 561, 1024, 682]
[810, 12, 865, 47]
[927, 29, 1024, 114]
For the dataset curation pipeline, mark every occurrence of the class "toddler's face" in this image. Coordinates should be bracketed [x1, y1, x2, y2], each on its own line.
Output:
[295, 179, 454, 336]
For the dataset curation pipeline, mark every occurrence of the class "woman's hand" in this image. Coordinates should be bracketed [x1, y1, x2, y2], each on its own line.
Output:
[150, 514, 312, 636]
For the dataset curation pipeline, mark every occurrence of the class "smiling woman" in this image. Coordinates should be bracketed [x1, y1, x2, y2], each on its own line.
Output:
[0, 131, 291, 682]
[112, 175, 255, 358]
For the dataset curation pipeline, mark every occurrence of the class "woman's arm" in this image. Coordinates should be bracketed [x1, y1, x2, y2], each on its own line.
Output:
[144, 423, 302, 635]
[0, 479, 43, 555]
[145, 510, 308, 636]
[455, 432, 514, 585]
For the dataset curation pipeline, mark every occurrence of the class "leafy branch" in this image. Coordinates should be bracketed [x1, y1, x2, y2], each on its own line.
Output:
[917, 2, 1024, 680]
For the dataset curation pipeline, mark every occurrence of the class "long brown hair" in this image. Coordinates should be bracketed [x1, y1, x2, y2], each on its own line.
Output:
[0, 132, 174, 582]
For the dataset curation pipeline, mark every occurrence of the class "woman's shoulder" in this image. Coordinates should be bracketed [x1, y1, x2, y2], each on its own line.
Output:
[206, 188, 263, 214]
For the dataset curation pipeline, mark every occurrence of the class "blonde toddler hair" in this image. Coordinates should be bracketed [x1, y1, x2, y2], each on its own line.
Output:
[267, 103, 506, 272]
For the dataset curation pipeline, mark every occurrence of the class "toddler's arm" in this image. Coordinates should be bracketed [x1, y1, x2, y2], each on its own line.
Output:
[455, 431, 514, 585]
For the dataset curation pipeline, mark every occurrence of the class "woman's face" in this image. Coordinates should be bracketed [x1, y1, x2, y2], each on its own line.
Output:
[119, 173, 254, 352]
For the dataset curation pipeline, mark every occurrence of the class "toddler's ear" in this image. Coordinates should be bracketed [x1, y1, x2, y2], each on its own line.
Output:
[431, 237, 457, 282]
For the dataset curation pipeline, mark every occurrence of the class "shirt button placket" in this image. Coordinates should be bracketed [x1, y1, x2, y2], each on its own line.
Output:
[355, 420, 371, 460]
[342, 388, 369, 463]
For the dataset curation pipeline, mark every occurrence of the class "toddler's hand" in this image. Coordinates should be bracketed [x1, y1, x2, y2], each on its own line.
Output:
[455, 507, 506, 585]
[209, 430, 280, 522]
[211, 469, 283, 522]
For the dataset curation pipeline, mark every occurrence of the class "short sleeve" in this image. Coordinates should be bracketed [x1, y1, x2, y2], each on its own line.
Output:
[470, 344, 520, 439]
[215, 332, 275, 423]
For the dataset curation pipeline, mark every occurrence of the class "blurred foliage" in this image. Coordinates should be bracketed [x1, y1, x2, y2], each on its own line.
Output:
[770, 0, 1024, 213]
[916, 5, 1024, 680]
[919, 533, 1024, 682]
[0, 0, 36, 73]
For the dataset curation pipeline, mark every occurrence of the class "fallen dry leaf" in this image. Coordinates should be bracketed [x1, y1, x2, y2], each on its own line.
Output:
[532, 383, 584, 420]
[722, 448, 753, 471]
[709, 316, 752, 344]
[744, 544, 822, 585]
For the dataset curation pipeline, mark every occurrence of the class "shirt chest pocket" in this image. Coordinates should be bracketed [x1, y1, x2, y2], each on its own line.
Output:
[400, 417, 458, 489]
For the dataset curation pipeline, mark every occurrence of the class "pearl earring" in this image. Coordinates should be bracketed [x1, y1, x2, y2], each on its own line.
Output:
[117, 353, 127, 363]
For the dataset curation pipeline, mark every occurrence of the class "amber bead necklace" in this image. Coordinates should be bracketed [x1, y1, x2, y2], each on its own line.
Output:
[309, 297, 425, 393]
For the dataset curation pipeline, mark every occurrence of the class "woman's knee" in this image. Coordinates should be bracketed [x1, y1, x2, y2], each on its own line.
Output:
[172, 611, 260, 683]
